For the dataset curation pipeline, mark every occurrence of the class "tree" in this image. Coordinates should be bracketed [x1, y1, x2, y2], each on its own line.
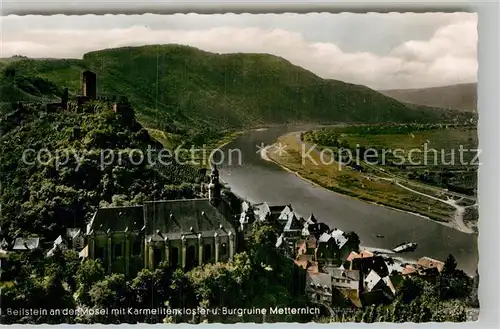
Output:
[249, 223, 281, 268]
[169, 268, 197, 309]
[40, 273, 76, 323]
[397, 277, 424, 303]
[187, 262, 243, 309]
[75, 259, 106, 305]
[418, 301, 432, 322]
[468, 269, 479, 307]
[436, 255, 472, 301]
[442, 254, 457, 275]
[87, 274, 128, 324]
[129, 262, 173, 323]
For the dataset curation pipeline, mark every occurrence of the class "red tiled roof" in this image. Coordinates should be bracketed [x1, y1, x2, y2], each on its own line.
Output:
[402, 265, 417, 275]
[297, 254, 314, 262]
[294, 259, 318, 273]
[347, 251, 360, 262]
[359, 249, 374, 258]
[307, 261, 319, 274]
[417, 257, 444, 272]
[307, 237, 317, 249]
[296, 240, 307, 252]
[294, 260, 309, 269]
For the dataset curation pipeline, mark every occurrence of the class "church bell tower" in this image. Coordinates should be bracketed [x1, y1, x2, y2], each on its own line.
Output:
[208, 164, 221, 204]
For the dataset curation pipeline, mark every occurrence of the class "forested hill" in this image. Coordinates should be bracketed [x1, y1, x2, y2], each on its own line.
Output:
[380, 83, 477, 113]
[0, 100, 200, 239]
[1, 45, 474, 142]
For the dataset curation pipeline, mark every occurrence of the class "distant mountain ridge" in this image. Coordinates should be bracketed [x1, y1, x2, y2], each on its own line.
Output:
[380, 83, 477, 112]
[1, 45, 475, 142]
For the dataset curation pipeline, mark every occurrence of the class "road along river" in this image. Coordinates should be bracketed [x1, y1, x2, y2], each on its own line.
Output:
[214, 125, 478, 275]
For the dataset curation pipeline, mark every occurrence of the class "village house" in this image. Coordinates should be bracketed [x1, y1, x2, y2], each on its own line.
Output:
[237, 201, 257, 241]
[238, 202, 289, 240]
[46, 235, 67, 257]
[401, 256, 445, 279]
[275, 233, 291, 257]
[306, 272, 333, 305]
[302, 213, 330, 239]
[316, 228, 355, 267]
[417, 256, 445, 274]
[278, 205, 303, 240]
[347, 249, 390, 278]
[294, 258, 319, 274]
[12, 237, 40, 251]
[360, 269, 396, 304]
[240, 201, 306, 256]
[296, 235, 317, 259]
[84, 166, 237, 276]
[66, 228, 85, 250]
[322, 267, 364, 308]
[45, 228, 86, 257]
[253, 202, 289, 222]
[325, 267, 361, 291]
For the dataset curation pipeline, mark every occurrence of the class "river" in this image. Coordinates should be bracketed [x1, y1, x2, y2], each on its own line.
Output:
[214, 125, 478, 275]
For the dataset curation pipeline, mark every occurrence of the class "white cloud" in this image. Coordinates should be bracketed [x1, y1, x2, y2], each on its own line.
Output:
[0, 13, 477, 89]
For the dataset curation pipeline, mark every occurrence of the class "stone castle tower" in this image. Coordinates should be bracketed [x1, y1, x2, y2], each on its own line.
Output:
[82, 70, 97, 100]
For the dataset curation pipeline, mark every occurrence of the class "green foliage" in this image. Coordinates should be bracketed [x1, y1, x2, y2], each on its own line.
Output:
[303, 123, 478, 197]
[0, 250, 78, 324]
[442, 253, 458, 274]
[89, 273, 127, 307]
[0, 46, 479, 325]
[330, 263, 475, 324]
[0, 101, 198, 239]
[187, 259, 249, 309]
[75, 259, 106, 305]
[169, 267, 197, 309]
[1, 45, 475, 146]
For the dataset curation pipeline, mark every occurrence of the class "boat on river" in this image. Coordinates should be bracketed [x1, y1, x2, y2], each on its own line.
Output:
[376, 234, 384, 238]
[392, 242, 418, 253]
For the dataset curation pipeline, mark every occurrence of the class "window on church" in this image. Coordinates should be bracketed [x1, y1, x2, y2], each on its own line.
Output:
[171, 247, 179, 266]
[114, 243, 122, 258]
[95, 246, 104, 259]
[185, 245, 197, 270]
[154, 248, 162, 268]
[204, 244, 212, 262]
[221, 243, 227, 256]
[132, 240, 141, 256]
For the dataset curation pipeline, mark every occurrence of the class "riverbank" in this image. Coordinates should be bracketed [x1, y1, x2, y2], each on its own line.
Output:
[264, 132, 476, 234]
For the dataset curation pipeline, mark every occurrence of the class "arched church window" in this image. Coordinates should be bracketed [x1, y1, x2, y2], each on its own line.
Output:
[95, 246, 104, 259]
[221, 243, 227, 255]
[114, 243, 122, 258]
[186, 245, 196, 270]
[204, 244, 212, 262]
[154, 248, 162, 268]
[171, 247, 179, 266]
[132, 239, 141, 256]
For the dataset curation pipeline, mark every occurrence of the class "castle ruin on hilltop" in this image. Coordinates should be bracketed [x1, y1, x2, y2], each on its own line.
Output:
[82, 70, 97, 100]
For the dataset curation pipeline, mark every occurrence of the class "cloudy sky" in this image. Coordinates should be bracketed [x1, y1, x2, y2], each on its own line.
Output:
[0, 13, 477, 89]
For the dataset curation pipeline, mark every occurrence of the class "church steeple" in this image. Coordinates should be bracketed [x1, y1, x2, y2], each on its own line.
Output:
[210, 164, 219, 184]
[208, 163, 221, 203]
